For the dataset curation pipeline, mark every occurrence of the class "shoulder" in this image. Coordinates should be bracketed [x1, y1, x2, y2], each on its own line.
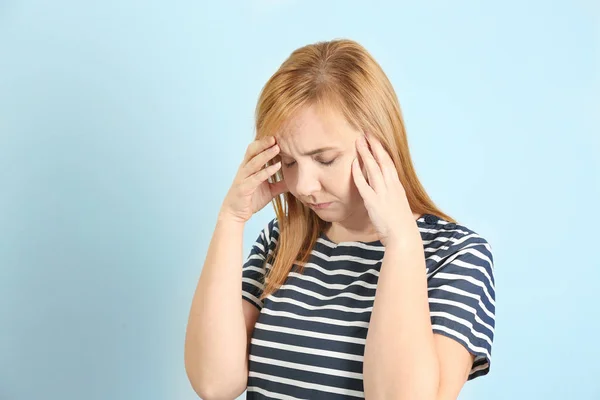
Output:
[419, 214, 494, 279]
[251, 217, 280, 252]
[265, 217, 280, 244]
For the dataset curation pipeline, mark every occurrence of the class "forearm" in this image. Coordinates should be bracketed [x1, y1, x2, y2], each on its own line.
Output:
[184, 211, 248, 398]
[363, 232, 439, 400]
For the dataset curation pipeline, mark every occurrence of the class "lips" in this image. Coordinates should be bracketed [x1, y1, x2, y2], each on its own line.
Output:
[309, 202, 332, 209]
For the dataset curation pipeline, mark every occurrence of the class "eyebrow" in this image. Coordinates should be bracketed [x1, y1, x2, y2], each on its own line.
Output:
[279, 146, 339, 157]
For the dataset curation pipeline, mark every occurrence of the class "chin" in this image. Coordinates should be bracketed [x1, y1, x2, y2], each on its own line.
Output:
[314, 207, 350, 223]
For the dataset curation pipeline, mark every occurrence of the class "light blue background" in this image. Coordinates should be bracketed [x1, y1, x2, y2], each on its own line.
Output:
[1, 1, 598, 399]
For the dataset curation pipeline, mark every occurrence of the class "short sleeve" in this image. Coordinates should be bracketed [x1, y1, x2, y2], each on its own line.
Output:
[427, 236, 496, 380]
[241, 218, 278, 311]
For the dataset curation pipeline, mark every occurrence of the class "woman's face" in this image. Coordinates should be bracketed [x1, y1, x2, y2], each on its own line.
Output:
[275, 104, 370, 223]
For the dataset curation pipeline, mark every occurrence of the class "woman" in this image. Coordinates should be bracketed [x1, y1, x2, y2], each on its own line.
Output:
[185, 38, 495, 399]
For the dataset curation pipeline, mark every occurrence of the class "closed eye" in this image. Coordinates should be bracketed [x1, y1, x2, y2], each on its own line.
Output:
[284, 158, 336, 168]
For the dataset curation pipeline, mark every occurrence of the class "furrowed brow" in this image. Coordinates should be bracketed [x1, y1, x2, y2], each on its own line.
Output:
[279, 146, 339, 157]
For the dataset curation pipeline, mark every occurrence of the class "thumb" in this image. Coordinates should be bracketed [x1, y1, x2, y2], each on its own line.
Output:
[270, 180, 289, 197]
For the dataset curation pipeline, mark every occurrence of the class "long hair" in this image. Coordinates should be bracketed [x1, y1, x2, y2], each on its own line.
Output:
[254, 38, 455, 301]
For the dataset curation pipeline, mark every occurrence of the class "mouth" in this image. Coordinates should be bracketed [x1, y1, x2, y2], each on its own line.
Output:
[308, 202, 333, 209]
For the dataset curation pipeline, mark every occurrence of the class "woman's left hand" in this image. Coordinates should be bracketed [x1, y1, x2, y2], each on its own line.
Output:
[352, 131, 418, 248]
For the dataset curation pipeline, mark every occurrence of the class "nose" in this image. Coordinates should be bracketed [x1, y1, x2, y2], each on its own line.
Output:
[294, 166, 322, 199]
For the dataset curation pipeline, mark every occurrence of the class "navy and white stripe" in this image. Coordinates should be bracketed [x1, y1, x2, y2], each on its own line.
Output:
[241, 214, 495, 399]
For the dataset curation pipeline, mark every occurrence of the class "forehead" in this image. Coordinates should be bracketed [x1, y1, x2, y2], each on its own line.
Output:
[275, 105, 353, 150]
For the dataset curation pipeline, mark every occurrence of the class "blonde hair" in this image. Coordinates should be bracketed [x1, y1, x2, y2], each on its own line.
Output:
[254, 38, 455, 301]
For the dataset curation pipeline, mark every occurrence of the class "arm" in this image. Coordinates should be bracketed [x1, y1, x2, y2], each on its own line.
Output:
[184, 211, 249, 399]
[363, 233, 476, 400]
[363, 236, 442, 400]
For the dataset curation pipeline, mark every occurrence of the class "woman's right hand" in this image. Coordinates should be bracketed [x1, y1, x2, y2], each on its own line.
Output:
[220, 136, 288, 224]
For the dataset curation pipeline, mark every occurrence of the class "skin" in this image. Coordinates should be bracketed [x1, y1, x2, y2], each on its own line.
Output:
[274, 103, 421, 244]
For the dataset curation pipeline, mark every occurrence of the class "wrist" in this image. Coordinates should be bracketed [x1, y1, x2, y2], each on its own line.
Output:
[386, 228, 422, 253]
[217, 208, 246, 226]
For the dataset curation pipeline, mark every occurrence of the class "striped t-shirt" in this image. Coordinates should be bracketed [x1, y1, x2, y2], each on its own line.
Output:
[241, 213, 495, 399]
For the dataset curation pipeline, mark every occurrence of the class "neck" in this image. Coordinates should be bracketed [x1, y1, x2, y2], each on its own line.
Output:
[325, 212, 422, 243]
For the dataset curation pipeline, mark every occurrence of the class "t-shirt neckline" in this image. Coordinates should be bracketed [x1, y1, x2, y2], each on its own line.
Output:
[319, 213, 434, 247]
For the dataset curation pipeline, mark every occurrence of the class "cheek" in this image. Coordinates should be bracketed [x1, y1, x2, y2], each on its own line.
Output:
[329, 162, 356, 194]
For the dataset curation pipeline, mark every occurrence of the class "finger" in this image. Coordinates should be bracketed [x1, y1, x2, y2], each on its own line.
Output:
[356, 134, 384, 191]
[365, 131, 397, 182]
[243, 136, 276, 164]
[270, 179, 289, 197]
[243, 143, 280, 179]
[352, 157, 374, 201]
[247, 160, 282, 188]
